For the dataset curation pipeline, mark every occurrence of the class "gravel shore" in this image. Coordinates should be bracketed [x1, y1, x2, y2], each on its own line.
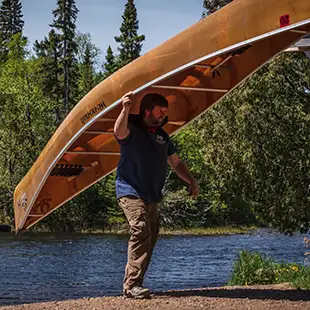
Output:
[1, 283, 310, 310]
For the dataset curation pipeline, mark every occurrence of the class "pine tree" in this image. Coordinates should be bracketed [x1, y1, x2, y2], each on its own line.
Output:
[103, 45, 118, 77]
[202, 0, 233, 17]
[114, 0, 145, 68]
[51, 0, 79, 116]
[75, 32, 100, 67]
[0, 0, 24, 61]
[75, 32, 100, 95]
[80, 44, 94, 93]
[34, 30, 63, 124]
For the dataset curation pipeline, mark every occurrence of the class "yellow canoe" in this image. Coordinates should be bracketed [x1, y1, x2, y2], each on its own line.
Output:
[14, 0, 310, 234]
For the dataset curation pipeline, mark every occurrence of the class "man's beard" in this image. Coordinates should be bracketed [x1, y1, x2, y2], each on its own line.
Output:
[144, 114, 164, 127]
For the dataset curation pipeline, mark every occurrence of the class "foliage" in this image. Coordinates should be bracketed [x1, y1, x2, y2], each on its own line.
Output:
[76, 32, 101, 93]
[0, 33, 52, 222]
[34, 30, 63, 125]
[75, 32, 101, 70]
[228, 250, 310, 289]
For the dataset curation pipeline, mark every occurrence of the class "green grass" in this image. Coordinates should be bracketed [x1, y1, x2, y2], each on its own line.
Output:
[81, 225, 257, 236]
[159, 226, 257, 236]
[228, 250, 310, 289]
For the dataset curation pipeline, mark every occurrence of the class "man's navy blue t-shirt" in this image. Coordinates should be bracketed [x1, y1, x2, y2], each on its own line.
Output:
[115, 115, 176, 203]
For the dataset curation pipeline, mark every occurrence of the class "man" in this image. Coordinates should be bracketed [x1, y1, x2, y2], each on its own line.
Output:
[114, 91, 198, 299]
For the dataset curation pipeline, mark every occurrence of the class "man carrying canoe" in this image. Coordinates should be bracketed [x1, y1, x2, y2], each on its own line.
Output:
[114, 91, 199, 299]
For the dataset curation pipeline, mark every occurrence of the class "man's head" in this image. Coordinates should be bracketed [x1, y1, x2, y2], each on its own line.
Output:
[139, 93, 168, 127]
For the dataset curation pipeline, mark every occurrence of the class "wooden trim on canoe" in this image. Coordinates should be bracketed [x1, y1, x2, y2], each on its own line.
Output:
[65, 151, 121, 155]
[151, 85, 229, 93]
[84, 131, 114, 135]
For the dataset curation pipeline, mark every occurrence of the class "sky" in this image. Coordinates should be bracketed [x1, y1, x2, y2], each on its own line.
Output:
[19, 0, 205, 63]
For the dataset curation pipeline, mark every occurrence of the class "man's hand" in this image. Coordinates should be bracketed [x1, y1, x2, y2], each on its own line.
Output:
[121, 91, 133, 111]
[114, 91, 133, 140]
[188, 179, 199, 198]
[168, 153, 199, 198]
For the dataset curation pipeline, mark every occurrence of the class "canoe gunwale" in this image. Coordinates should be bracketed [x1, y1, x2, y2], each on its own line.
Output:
[17, 18, 310, 233]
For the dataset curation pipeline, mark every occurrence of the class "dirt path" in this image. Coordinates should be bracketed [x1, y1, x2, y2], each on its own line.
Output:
[1, 283, 310, 310]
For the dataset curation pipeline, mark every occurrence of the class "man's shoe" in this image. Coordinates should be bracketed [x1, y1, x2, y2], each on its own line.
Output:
[123, 286, 151, 299]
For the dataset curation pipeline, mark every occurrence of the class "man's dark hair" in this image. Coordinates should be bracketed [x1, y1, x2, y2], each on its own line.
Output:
[139, 93, 169, 116]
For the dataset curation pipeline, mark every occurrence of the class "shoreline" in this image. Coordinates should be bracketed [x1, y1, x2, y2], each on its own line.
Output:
[1, 283, 310, 310]
[1, 225, 260, 237]
[82, 225, 260, 236]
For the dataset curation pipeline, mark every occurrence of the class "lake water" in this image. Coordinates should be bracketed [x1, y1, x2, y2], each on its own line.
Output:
[0, 229, 308, 306]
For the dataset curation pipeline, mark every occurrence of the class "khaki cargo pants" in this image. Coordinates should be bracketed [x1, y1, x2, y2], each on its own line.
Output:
[118, 195, 159, 290]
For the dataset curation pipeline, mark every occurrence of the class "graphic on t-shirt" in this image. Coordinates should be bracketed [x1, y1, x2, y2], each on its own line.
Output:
[156, 134, 166, 145]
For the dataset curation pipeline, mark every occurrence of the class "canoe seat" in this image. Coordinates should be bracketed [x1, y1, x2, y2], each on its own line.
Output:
[50, 164, 84, 177]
